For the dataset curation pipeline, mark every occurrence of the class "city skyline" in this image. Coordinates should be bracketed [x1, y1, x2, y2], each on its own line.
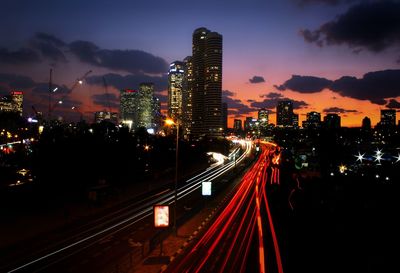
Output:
[0, 0, 399, 127]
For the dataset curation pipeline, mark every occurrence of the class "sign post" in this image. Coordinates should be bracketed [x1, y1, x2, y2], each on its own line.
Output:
[153, 205, 169, 255]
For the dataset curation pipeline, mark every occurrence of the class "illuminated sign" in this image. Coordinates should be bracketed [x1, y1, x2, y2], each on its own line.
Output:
[125, 89, 137, 93]
[202, 181, 212, 196]
[11, 91, 23, 95]
[154, 205, 169, 228]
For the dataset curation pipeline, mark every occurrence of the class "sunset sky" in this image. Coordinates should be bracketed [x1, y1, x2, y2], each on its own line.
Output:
[1, 0, 399, 127]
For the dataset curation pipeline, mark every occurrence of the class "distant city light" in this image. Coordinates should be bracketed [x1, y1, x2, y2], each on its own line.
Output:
[395, 154, 400, 163]
[355, 152, 365, 162]
[52, 87, 58, 92]
[338, 164, 347, 174]
[330, 172, 334, 176]
[202, 181, 212, 196]
[78, 80, 83, 84]
[71, 106, 76, 110]
[58, 100, 63, 104]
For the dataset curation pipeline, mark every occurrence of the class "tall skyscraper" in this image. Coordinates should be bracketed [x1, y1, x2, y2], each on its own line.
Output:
[234, 119, 242, 132]
[168, 61, 185, 123]
[138, 83, 154, 129]
[324, 113, 341, 129]
[362, 116, 371, 130]
[258, 108, 269, 128]
[292, 113, 299, 127]
[183, 56, 193, 138]
[0, 91, 24, 115]
[276, 100, 293, 127]
[192, 27, 223, 138]
[304, 111, 321, 129]
[380, 109, 396, 128]
[10, 91, 23, 115]
[152, 96, 162, 132]
[120, 89, 137, 125]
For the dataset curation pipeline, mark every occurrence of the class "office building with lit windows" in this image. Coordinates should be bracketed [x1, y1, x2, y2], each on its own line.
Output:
[380, 109, 396, 128]
[120, 89, 138, 126]
[191, 27, 223, 138]
[324, 113, 341, 129]
[168, 61, 185, 123]
[276, 100, 293, 127]
[182, 56, 193, 138]
[0, 91, 23, 115]
[137, 83, 154, 129]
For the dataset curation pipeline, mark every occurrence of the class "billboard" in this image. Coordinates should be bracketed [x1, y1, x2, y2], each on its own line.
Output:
[154, 205, 169, 228]
[202, 181, 212, 196]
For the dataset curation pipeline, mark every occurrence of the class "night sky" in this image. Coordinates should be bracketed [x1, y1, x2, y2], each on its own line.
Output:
[1, 0, 399, 127]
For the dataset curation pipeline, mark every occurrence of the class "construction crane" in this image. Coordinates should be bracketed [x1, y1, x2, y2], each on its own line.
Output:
[50, 70, 92, 113]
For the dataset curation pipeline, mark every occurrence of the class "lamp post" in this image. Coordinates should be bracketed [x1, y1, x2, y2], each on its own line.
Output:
[165, 118, 179, 236]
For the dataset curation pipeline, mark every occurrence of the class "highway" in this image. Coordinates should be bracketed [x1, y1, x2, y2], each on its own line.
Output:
[0, 140, 252, 273]
[165, 141, 284, 273]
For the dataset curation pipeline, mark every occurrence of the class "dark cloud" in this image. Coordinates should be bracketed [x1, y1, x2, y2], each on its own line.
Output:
[330, 69, 400, 105]
[0, 33, 168, 74]
[91, 93, 119, 109]
[87, 73, 168, 93]
[275, 75, 333, 93]
[276, 69, 400, 105]
[300, 1, 400, 59]
[249, 76, 265, 84]
[247, 99, 256, 103]
[31, 83, 71, 95]
[0, 48, 40, 64]
[250, 97, 309, 110]
[222, 90, 255, 115]
[30, 33, 67, 62]
[69, 41, 168, 74]
[323, 106, 358, 113]
[0, 73, 35, 89]
[259, 92, 284, 99]
[386, 99, 400, 108]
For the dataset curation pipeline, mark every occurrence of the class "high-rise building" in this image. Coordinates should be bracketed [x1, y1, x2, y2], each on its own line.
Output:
[234, 119, 242, 132]
[0, 91, 23, 115]
[94, 111, 118, 124]
[258, 108, 268, 128]
[324, 113, 341, 129]
[380, 109, 396, 128]
[183, 56, 193, 138]
[276, 100, 293, 127]
[362, 116, 371, 130]
[168, 61, 185, 123]
[120, 89, 138, 126]
[222, 102, 228, 132]
[244, 117, 253, 131]
[10, 91, 23, 115]
[192, 27, 223, 138]
[292, 113, 299, 127]
[137, 83, 154, 129]
[152, 96, 162, 132]
[304, 111, 321, 129]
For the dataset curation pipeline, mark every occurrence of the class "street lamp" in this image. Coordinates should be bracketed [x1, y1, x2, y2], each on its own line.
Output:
[165, 118, 179, 236]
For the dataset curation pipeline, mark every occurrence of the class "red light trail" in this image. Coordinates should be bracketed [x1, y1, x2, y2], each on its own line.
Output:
[166, 142, 284, 273]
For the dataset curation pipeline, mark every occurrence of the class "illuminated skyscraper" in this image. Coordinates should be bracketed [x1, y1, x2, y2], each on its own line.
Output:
[168, 61, 185, 123]
[183, 56, 193, 138]
[152, 96, 162, 131]
[258, 108, 268, 128]
[138, 83, 154, 129]
[192, 27, 223, 138]
[304, 111, 321, 129]
[380, 109, 396, 128]
[11, 91, 23, 115]
[120, 89, 137, 125]
[234, 119, 242, 132]
[276, 100, 293, 127]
